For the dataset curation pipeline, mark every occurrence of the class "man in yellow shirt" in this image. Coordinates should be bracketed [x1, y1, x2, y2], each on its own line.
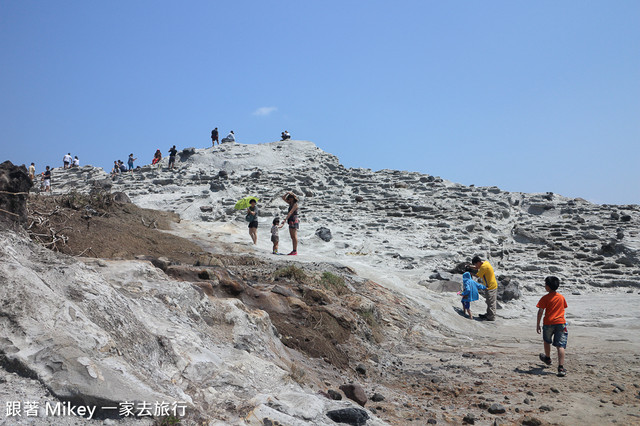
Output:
[472, 256, 498, 321]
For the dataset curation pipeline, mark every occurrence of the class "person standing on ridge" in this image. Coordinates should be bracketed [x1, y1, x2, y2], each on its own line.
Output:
[128, 153, 137, 171]
[211, 127, 219, 145]
[168, 145, 178, 169]
[28, 163, 36, 181]
[246, 199, 258, 245]
[63, 153, 72, 169]
[471, 255, 498, 321]
[72, 156, 80, 167]
[43, 166, 51, 192]
[280, 191, 299, 255]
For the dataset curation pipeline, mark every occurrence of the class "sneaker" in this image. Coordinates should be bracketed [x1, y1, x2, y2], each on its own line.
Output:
[557, 366, 567, 377]
[539, 353, 552, 365]
[272, 250, 278, 254]
[287, 251, 297, 256]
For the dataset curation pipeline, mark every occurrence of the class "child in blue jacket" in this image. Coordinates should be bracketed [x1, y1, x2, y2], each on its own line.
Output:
[460, 272, 487, 320]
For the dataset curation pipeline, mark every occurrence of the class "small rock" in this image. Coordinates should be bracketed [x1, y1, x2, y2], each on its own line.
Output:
[613, 383, 626, 392]
[355, 364, 366, 375]
[463, 413, 476, 424]
[523, 398, 530, 405]
[209, 181, 225, 192]
[371, 393, 385, 402]
[539, 405, 553, 412]
[112, 191, 131, 203]
[355, 196, 364, 202]
[488, 403, 506, 414]
[550, 387, 559, 393]
[272, 285, 296, 298]
[521, 417, 543, 426]
[340, 383, 368, 407]
[427, 419, 437, 424]
[327, 389, 342, 400]
[326, 408, 369, 426]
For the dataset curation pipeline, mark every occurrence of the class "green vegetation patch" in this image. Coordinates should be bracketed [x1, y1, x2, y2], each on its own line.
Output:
[274, 265, 307, 282]
[320, 271, 349, 295]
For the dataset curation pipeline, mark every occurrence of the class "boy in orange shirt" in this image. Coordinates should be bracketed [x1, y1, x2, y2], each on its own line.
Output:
[536, 276, 568, 377]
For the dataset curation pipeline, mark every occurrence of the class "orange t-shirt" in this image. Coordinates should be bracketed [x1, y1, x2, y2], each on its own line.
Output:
[536, 292, 567, 325]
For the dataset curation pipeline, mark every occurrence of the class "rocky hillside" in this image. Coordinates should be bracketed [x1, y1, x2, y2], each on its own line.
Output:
[1, 142, 639, 425]
[48, 140, 639, 293]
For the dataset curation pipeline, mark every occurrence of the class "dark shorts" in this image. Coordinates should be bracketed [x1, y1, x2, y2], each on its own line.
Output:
[248, 220, 258, 229]
[543, 323, 568, 348]
[461, 301, 470, 310]
[288, 216, 299, 230]
[168, 156, 176, 164]
[271, 235, 279, 243]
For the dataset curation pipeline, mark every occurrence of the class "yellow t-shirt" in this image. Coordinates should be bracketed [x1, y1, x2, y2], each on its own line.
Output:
[477, 261, 497, 290]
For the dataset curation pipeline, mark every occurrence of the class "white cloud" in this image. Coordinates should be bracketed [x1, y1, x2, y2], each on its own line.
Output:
[253, 106, 278, 116]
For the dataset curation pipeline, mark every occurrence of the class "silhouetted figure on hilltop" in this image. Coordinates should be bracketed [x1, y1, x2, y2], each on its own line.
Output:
[211, 127, 219, 145]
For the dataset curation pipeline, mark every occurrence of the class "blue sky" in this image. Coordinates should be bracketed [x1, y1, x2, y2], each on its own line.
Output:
[1, 1, 638, 205]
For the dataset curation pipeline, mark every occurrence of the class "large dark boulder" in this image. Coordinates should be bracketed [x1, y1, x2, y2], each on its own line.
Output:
[326, 408, 369, 426]
[0, 161, 33, 225]
[339, 383, 367, 406]
[497, 277, 521, 302]
[178, 147, 196, 161]
[315, 227, 332, 242]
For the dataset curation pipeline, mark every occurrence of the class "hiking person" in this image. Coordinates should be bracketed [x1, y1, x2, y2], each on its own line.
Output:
[211, 127, 219, 145]
[168, 145, 178, 169]
[28, 163, 35, 181]
[459, 272, 487, 320]
[43, 166, 51, 192]
[63, 153, 72, 169]
[536, 276, 568, 377]
[279, 191, 299, 255]
[72, 156, 80, 167]
[128, 154, 137, 171]
[246, 199, 258, 245]
[471, 255, 498, 321]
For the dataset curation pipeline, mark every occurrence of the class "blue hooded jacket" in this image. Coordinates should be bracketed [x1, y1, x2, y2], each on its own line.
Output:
[461, 272, 487, 303]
